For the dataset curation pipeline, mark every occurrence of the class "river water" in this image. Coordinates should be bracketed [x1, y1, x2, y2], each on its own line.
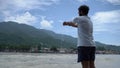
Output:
[0, 52, 120, 68]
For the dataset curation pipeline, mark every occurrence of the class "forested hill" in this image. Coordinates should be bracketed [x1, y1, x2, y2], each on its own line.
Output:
[0, 21, 120, 52]
[0, 21, 77, 48]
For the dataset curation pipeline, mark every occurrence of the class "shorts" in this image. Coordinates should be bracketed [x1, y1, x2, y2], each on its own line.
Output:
[77, 46, 96, 62]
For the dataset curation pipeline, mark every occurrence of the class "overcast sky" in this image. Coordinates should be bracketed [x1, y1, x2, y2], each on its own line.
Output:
[0, 0, 120, 45]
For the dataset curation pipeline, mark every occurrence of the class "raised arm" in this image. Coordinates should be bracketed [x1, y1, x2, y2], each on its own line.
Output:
[63, 22, 78, 27]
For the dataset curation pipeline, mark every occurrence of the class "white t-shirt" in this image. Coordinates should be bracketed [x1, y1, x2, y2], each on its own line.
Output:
[73, 16, 95, 47]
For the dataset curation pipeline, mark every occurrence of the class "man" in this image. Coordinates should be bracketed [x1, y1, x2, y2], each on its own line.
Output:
[63, 5, 96, 68]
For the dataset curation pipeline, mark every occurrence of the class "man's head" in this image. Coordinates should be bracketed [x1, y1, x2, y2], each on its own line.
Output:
[78, 5, 89, 16]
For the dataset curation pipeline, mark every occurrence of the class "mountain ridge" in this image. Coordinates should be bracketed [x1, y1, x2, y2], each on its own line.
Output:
[0, 21, 120, 53]
[0, 21, 76, 48]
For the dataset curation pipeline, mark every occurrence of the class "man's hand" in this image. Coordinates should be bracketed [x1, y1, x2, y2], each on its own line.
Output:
[63, 22, 78, 27]
[63, 22, 68, 26]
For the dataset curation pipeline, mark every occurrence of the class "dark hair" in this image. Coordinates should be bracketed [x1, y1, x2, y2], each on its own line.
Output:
[78, 5, 89, 15]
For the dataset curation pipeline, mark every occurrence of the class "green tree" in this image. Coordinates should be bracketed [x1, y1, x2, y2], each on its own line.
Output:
[50, 46, 58, 52]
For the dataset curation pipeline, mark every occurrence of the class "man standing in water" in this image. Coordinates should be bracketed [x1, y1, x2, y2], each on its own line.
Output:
[63, 5, 96, 68]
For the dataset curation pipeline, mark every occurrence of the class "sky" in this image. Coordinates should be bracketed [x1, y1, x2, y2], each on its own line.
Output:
[0, 0, 120, 46]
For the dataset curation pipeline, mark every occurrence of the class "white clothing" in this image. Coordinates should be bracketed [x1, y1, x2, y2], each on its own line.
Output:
[73, 16, 95, 47]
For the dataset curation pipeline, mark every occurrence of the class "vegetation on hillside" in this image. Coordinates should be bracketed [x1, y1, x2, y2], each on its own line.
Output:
[0, 21, 120, 53]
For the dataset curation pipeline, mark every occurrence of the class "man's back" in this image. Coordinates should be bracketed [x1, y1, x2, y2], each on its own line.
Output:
[73, 16, 95, 47]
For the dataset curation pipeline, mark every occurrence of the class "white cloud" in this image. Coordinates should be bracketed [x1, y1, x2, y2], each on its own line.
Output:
[76, 0, 120, 5]
[77, 0, 87, 2]
[40, 16, 53, 29]
[92, 10, 120, 24]
[106, 0, 120, 5]
[99, 0, 120, 5]
[0, 0, 60, 11]
[91, 10, 120, 32]
[5, 12, 37, 25]
[0, 0, 59, 25]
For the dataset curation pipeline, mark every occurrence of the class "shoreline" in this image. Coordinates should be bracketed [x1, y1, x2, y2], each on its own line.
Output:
[0, 52, 120, 55]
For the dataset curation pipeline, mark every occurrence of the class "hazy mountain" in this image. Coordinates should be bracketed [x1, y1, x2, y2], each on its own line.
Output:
[0, 21, 76, 48]
[0, 21, 120, 52]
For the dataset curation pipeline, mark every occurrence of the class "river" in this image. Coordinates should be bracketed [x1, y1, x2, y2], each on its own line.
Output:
[0, 52, 120, 68]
